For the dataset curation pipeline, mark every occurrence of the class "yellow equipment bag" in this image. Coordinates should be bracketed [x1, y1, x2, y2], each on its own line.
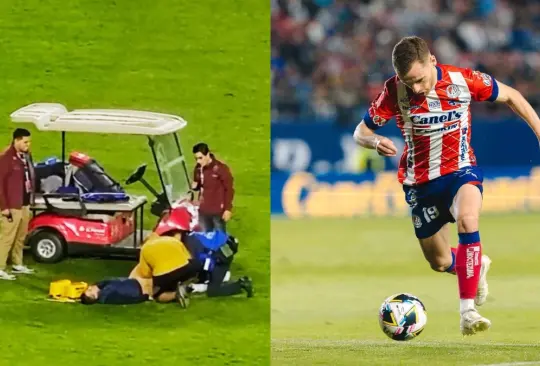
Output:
[48, 280, 89, 302]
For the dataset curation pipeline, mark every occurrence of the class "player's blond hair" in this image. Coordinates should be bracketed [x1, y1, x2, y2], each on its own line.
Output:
[392, 36, 431, 77]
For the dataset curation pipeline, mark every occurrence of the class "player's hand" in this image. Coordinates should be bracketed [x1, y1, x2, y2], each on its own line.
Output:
[222, 210, 232, 222]
[375, 137, 398, 157]
[1, 209, 10, 217]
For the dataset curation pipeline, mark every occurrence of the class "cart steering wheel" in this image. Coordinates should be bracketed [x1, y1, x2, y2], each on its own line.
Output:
[125, 164, 147, 185]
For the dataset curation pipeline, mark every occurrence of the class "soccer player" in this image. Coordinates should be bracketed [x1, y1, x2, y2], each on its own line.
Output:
[80, 277, 152, 305]
[353, 36, 540, 335]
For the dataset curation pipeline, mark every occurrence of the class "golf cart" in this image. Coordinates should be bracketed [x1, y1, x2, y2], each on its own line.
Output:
[10, 103, 200, 263]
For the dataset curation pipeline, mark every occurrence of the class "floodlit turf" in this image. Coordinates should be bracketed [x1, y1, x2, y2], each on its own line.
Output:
[0, 1, 269, 364]
[272, 214, 540, 365]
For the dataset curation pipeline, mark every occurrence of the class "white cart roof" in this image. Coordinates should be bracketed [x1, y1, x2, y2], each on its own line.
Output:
[10, 103, 187, 135]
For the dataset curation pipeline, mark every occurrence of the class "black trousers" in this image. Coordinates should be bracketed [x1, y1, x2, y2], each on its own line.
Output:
[153, 262, 199, 298]
[206, 262, 243, 297]
[199, 213, 226, 232]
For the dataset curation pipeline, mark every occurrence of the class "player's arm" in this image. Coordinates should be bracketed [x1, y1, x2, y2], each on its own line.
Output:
[494, 81, 540, 139]
[192, 166, 201, 191]
[353, 80, 399, 157]
[468, 70, 540, 139]
[353, 121, 398, 157]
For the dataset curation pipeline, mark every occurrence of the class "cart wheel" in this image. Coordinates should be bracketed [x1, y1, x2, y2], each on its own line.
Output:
[29, 231, 65, 263]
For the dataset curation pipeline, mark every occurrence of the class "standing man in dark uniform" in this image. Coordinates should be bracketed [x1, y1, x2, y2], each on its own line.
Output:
[191, 142, 235, 232]
[0, 128, 36, 280]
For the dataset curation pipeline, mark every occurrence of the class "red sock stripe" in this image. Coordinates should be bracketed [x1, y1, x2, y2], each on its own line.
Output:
[446, 247, 457, 274]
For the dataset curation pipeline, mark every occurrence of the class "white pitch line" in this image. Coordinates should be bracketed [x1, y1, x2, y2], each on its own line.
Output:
[272, 338, 540, 348]
[474, 362, 540, 366]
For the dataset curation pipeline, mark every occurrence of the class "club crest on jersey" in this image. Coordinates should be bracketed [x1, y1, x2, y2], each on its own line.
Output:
[406, 189, 418, 208]
[373, 115, 387, 126]
[412, 215, 422, 228]
[428, 100, 441, 110]
[446, 84, 461, 98]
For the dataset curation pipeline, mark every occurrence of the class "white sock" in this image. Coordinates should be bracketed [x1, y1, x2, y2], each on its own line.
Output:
[223, 271, 231, 282]
[190, 284, 208, 293]
[460, 299, 475, 313]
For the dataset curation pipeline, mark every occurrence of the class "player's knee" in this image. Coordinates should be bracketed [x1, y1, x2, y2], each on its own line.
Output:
[457, 213, 479, 233]
[428, 257, 452, 272]
[155, 293, 172, 303]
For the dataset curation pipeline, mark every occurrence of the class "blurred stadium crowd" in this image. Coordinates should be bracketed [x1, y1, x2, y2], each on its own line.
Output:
[271, 0, 540, 126]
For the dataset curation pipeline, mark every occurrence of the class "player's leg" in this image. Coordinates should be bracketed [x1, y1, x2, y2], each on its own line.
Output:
[451, 182, 491, 306]
[153, 263, 199, 307]
[417, 223, 455, 272]
[154, 292, 177, 303]
[450, 181, 491, 335]
[206, 262, 253, 298]
[408, 197, 455, 274]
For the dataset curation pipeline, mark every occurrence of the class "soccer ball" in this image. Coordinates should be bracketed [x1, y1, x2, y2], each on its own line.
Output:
[378, 293, 427, 341]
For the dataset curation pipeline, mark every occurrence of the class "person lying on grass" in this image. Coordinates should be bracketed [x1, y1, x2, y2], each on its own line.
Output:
[128, 232, 199, 307]
[81, 232, 200, 306]
[130, 229, 253, 307]
[80, 276, 153, 305]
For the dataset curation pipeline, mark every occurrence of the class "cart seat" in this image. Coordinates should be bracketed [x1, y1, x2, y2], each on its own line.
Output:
[82, 213, 116, 222]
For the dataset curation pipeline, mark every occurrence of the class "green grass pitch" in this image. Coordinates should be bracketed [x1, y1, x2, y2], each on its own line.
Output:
[0, 1, 269, 365]
[272, 214, 540, 365]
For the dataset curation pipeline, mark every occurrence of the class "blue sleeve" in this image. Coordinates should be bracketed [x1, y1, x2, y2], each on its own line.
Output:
[487, 77, 499, 102]
[363, 111, 383, 131]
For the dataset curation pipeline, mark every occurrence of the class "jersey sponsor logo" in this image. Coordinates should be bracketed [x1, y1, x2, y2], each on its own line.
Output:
[410, 110, 463, 125]
[446, 84, 461, 98]
[473, 71, 492, 87]
[415, 123, 459, 135]
[373, 115, 387, 126]
[460, 127, 468, 161]
[481, 73, 491, 86]
[427, 100, 441, 110]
